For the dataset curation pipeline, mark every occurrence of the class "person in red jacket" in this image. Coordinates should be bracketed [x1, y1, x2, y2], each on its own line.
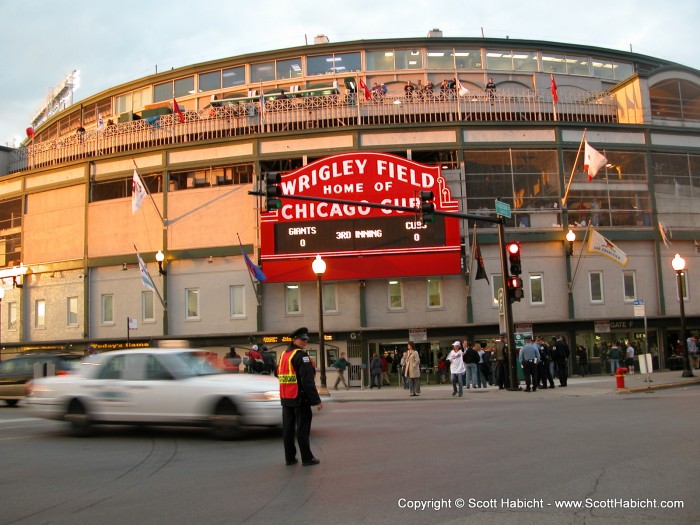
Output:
[276, 327, 323, 466]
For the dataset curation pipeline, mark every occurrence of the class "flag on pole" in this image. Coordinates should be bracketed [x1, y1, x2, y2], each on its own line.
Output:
[132, 169, 147, 214]
[136, 252, 157, 292]
[586, 228, 628, 267]
[97, 111, 104, 131]
[584, 141, 608, 181]
[455, 78, 470, 97]
[358, 78, 372, 101]
[550, 74, 558, 104]
[473, 236, 489, 284]
[173, 98, 185, 123]
[241, 243, 267, 282]
[258, 86, 265, 115]
[658, 221, 672, 248]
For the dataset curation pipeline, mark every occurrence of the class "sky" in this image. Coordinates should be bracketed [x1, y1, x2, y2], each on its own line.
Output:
[2, 0, 699, 147]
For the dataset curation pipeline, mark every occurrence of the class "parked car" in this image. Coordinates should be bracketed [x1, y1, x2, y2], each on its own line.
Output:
[0, 352, 83, 406]
[27, 348, 282, 438]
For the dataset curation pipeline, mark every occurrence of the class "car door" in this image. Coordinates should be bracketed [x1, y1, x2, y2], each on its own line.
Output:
[86, 354, 139, 421]
[123, 353, 203, 424]
[0, 358, 31, 398]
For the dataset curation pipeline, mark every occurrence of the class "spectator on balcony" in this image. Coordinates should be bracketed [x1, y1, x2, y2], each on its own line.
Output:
[424, 80, 434, 96]
[404, 81, 415, 99]
[486, 77, 497, 103]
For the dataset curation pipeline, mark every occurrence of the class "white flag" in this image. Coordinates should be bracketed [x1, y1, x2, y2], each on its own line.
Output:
[455, 78, 470, 97]
[97, 112, 104, 131]
[136, 253, 156, 292]
[131, 169, 147, 214]
[584, 141, 608, 181]
[586, 228, 628, 267]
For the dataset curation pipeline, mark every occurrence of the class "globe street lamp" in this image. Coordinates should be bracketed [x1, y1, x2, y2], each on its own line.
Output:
[312, 254, 329, 394]
[566, 229, 576, 256]
[671, 254, 694, 378]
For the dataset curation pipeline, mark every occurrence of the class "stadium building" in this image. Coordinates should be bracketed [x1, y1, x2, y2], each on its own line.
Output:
[1, 31, 699, 382]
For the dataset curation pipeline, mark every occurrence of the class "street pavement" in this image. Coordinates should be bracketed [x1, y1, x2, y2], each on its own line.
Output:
[322, 369, 700, 402]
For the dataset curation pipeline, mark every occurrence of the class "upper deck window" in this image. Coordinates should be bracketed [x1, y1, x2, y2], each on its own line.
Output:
[307, 52, 361, 76]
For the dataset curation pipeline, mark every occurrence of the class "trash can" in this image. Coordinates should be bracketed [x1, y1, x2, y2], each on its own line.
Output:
[615, 367, 628, 389]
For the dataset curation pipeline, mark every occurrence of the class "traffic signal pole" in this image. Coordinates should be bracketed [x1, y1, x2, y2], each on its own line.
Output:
[497, 220, 519, 391]
[250, 189, 520, 390]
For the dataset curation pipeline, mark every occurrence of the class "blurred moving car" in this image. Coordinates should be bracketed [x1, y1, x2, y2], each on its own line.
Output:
[27, 348, 281, 438]
[0, 352, 83, 406]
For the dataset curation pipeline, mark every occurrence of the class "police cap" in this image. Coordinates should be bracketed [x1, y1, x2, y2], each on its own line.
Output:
[291, 327, 310, 341]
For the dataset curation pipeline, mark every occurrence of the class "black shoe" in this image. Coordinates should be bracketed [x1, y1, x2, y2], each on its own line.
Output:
[302, 458, 320, 466]
[525, 388, 531, 392]
[286, 459, 298, 466]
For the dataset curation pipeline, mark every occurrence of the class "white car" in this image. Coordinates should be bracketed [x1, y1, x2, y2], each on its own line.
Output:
[27, 349, 281, 438]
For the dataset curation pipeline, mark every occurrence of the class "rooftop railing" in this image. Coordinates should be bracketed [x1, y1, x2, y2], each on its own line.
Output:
[8, 89, 618, 174]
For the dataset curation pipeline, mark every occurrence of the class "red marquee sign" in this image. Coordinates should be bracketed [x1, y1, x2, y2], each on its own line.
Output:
[259, 152, 461, 282]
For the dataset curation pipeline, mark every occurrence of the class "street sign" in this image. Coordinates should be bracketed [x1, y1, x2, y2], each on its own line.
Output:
[633, 299, 645, 318]
[495, 200, 511, 218]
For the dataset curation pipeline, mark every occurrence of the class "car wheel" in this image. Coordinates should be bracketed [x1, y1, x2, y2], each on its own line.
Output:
[211, 399, 241, 440]
[65, 399, 93, 437]
[4, 400, 19, 407]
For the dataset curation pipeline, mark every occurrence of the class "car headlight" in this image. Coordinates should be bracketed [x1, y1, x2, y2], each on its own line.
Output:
[245, 391, 280, 401]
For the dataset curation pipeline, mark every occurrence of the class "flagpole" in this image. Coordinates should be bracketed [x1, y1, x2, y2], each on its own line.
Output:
[133, 244, 166, 309]
[132, 159, 167, 226]
[561, 129, 587, 207]
[568, 224, 592, 292]
[237, 233, 262, 306]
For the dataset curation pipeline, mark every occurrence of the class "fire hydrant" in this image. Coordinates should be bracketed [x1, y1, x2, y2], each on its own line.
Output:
[615, 367, 628, 389]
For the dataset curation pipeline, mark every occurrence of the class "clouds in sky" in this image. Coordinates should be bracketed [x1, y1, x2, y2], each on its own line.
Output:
[2, 0, 698, 145]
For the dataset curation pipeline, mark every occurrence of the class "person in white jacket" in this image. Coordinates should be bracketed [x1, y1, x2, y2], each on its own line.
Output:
[447, 341, 466, 397]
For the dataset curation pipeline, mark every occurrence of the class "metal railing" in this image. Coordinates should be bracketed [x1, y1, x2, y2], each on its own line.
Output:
[8, 89, 619, 174]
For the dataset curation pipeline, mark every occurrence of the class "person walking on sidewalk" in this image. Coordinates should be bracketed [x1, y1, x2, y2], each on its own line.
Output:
[625, 341, 635, 375]
[609, 342, 621, 374]
[332, 352, 350, 390]
[370, 353, 383, 389]
[519, 336, 541, 392]
[447, 341, 466, 397]
[405, 341, 421, 396]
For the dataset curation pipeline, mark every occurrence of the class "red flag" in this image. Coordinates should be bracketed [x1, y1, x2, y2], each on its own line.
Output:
[173, 98, 185, 123]
[358, 79, 372, 101]
[550, 74, 558, 104]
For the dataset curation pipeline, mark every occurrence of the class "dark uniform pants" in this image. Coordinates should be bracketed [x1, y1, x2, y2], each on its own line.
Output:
[283, 402, 313, 463]
[523, 361, 538, 391]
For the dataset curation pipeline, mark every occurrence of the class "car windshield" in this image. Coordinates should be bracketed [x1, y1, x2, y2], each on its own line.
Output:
[172, 352, 223, 377]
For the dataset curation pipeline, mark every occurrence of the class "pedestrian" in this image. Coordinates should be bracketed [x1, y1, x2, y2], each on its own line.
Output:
[405, 341, 421, 396]
[331, 352, 350, 390]
[485, 77, 496, 102]
[370, 353, 382, 389]
[553, 335, 569, 387]
[598, 342, 609, 376]
[224, 346, 242, 373]
[576, 345, 589, 377]
[687, 335, 699, 370]
[462, 342, 480, 389]
[246, 345, 263, 373]
[381, 353, 391, 386]
[609, 342, 621, 375]
[494, 333, 510, 390]
[476, 342, 489, 388]
[276, 327, 322, 466]
[400, 351, 409, 389]
[446, 341, 465, 397]
[625, 341, 635, 375]
[536, 336, 555, 389]
[518, 336, 541, 392]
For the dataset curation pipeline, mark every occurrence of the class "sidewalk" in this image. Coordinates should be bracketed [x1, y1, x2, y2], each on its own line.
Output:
[322, 370, 700, 403]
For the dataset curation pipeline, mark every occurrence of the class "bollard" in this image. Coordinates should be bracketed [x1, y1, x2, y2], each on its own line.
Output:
[615, 367, 628, 388]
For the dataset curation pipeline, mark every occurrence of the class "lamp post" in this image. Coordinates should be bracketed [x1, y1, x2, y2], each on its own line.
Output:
[566, 229, 576, 256]
[312, 254, 329, 394]
[672, 254, 694, 377]
[155, 250, 167, 276]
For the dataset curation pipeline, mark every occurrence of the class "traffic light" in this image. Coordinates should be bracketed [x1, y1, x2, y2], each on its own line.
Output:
[419, 190, 435, 224]
[507, 242, 522, 275]
[263, 172, 282, 211]
[507, 275, 524, 302]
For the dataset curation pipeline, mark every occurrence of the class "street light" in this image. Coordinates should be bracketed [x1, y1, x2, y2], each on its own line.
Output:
[155, 250, 167, 276]
[671, 254, 694, 377]
[566, 229, 576, 256]
[312, 254, 328, 394]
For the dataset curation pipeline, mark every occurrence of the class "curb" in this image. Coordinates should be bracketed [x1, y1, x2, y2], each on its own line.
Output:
[618, 379, 700, 394]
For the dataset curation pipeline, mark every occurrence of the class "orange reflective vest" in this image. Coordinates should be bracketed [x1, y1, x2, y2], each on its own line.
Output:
[278, 349, 300, 399]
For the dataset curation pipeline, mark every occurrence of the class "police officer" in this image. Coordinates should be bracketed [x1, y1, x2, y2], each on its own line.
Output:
[276, 327, 323, 466]
[518, 335, 540, 392]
